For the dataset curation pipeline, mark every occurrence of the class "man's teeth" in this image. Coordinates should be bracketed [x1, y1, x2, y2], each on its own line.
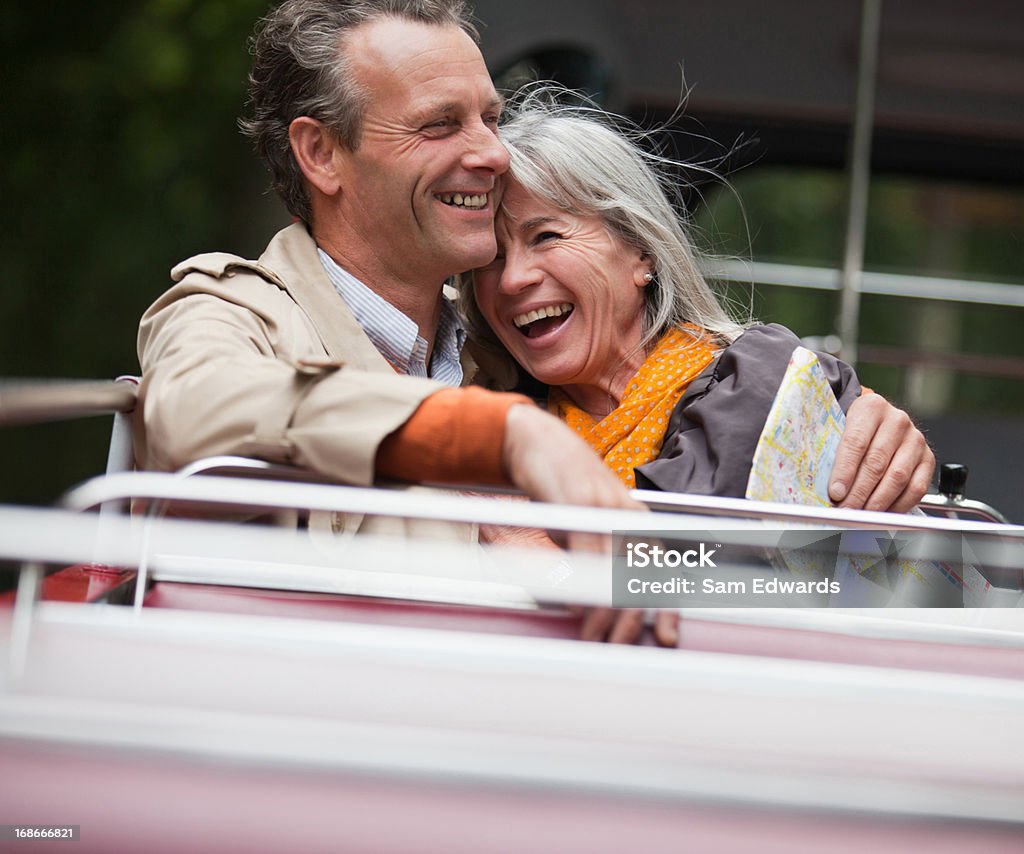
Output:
[438, 193, 487, 209]
[513, 303, 574, 329]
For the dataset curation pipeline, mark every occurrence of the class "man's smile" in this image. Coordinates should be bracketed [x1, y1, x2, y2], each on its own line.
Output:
[436, 192, 489, 209]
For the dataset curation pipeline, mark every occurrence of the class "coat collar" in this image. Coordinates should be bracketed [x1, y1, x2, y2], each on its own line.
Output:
[257, 222, 517, 389]
[258, 223, 391, 373]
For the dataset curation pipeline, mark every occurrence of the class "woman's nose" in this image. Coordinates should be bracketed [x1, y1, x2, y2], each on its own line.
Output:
[498, 250, 542, 295]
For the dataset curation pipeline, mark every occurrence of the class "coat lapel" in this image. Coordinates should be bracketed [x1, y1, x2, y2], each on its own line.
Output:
[255, 223, 517, 390]
[257, 223, 394, 373]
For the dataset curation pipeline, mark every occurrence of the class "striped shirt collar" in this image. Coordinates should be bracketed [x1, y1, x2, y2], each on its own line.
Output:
[317, 248, 466, 386]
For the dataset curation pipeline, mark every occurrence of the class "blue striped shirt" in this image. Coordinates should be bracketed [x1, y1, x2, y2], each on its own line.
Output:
[318, 249, 466, 387]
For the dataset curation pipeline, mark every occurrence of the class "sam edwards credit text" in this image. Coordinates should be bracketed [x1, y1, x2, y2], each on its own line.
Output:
[626, 577, 841, 595]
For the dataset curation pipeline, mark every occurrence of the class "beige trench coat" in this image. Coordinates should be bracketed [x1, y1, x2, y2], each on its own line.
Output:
[137, 222, 511, 540]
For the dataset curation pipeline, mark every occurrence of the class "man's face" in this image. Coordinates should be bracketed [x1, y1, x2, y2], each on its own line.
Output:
[330, 18, 509, 287]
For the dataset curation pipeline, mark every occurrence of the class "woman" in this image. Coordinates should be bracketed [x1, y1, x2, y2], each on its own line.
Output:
[463, 93, 931, 510]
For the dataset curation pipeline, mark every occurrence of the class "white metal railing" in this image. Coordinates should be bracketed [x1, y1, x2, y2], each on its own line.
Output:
[59, 471, 1024, 616]
[6, 499, 1023, 634]
[709, 259, 1024, 310]
[706, 259, 1024, 384]
[4, 465, 1022, 684]
[0, 377, 137, 427]
[0, 470, 1019, 650]
[3, 475, 1024, 832]
[62, 470, 1024, 538]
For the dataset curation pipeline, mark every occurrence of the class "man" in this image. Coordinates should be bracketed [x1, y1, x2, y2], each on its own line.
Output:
[136, 0, 933, 644]
[138, 1, 628, 511]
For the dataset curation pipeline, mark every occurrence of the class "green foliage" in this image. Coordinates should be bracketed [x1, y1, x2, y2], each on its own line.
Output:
[2, 0, 281, 502]
[4, 4, 1023, 504]
[696, 169, 1024, 416]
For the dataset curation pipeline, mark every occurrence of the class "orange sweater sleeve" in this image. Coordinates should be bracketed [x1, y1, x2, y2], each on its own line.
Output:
[376, 387, 534, 486]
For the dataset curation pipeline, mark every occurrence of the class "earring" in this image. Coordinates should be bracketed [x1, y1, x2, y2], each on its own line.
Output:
[642, 272, 654, 283]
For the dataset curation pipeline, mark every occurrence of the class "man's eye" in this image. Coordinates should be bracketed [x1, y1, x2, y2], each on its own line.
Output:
[483, 114, 500, 127]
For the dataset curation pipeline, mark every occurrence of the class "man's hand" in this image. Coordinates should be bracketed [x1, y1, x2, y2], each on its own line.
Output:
[502, 403, 678, 647]
[829, 393, 935, 513]
[578, 607, 679, 647]
[502, 403, 644, 516]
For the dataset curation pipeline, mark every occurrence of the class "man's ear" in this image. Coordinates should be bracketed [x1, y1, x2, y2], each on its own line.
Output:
[289, 116, 343, 197]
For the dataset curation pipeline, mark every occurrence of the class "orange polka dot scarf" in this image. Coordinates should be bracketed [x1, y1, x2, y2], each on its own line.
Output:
[549, 327, 718, 487]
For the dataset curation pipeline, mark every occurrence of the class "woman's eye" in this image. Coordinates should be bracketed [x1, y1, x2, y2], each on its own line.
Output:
[534, 231, 561, 244]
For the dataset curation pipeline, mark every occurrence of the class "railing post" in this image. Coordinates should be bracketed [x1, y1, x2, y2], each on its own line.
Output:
[837, 0, 883, 366]
[9, 561, 43, 682]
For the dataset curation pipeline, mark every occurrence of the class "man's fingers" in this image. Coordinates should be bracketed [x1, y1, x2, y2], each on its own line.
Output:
[882, 456, 936, 514]
[580, 608, 617, 642]
[608, 609, 647, 645]
[829, 394, 885, 503]
[860, 429, 934, 511]
[837, 441, 896, 509]
[858, 440, 916, 511]
[653, 610, 680, 647]
[577, 608, 679, 646]
[504, 404, 645, 513]
[564, 530, 613, 555]
[835, 400, 919, 510]
[831, 390, 936, 512]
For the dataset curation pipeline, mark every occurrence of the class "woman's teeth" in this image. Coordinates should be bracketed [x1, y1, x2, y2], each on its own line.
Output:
[438, 193, 487, 209]
[513, 303, 574, 329]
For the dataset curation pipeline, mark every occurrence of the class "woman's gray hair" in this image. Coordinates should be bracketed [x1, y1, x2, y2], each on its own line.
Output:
[460, 87, 746, 375]
[240, 0, 478, 224]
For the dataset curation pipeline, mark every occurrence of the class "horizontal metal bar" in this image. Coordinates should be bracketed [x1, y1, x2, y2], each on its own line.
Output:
[7, 507, 1024, 642]
[135, 455, 1017, 526]
[0, 378, 137, 426]
[629, 487, 1023, 536]
[61, 471, 1024, 538]
[858, 344, 1024, 382]
[6, 505, 1024, 638]
[0, 504, 603, 605]
[918, 493, 1010, 524]
[709, 260, 1024, 308]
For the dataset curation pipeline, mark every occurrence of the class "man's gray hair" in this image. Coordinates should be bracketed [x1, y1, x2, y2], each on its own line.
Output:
[461, 88, 746, 375]
[240, 0, 478, 223]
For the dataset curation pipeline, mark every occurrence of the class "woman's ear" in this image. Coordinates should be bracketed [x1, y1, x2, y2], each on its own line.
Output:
[634, 252, 655, 288]
[289, 116, 343, 198]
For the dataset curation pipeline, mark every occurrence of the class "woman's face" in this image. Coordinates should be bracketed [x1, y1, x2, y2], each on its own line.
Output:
[472, 180, 652, 405]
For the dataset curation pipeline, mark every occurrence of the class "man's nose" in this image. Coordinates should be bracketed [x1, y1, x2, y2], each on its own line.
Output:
[463, 122, 510, 175]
